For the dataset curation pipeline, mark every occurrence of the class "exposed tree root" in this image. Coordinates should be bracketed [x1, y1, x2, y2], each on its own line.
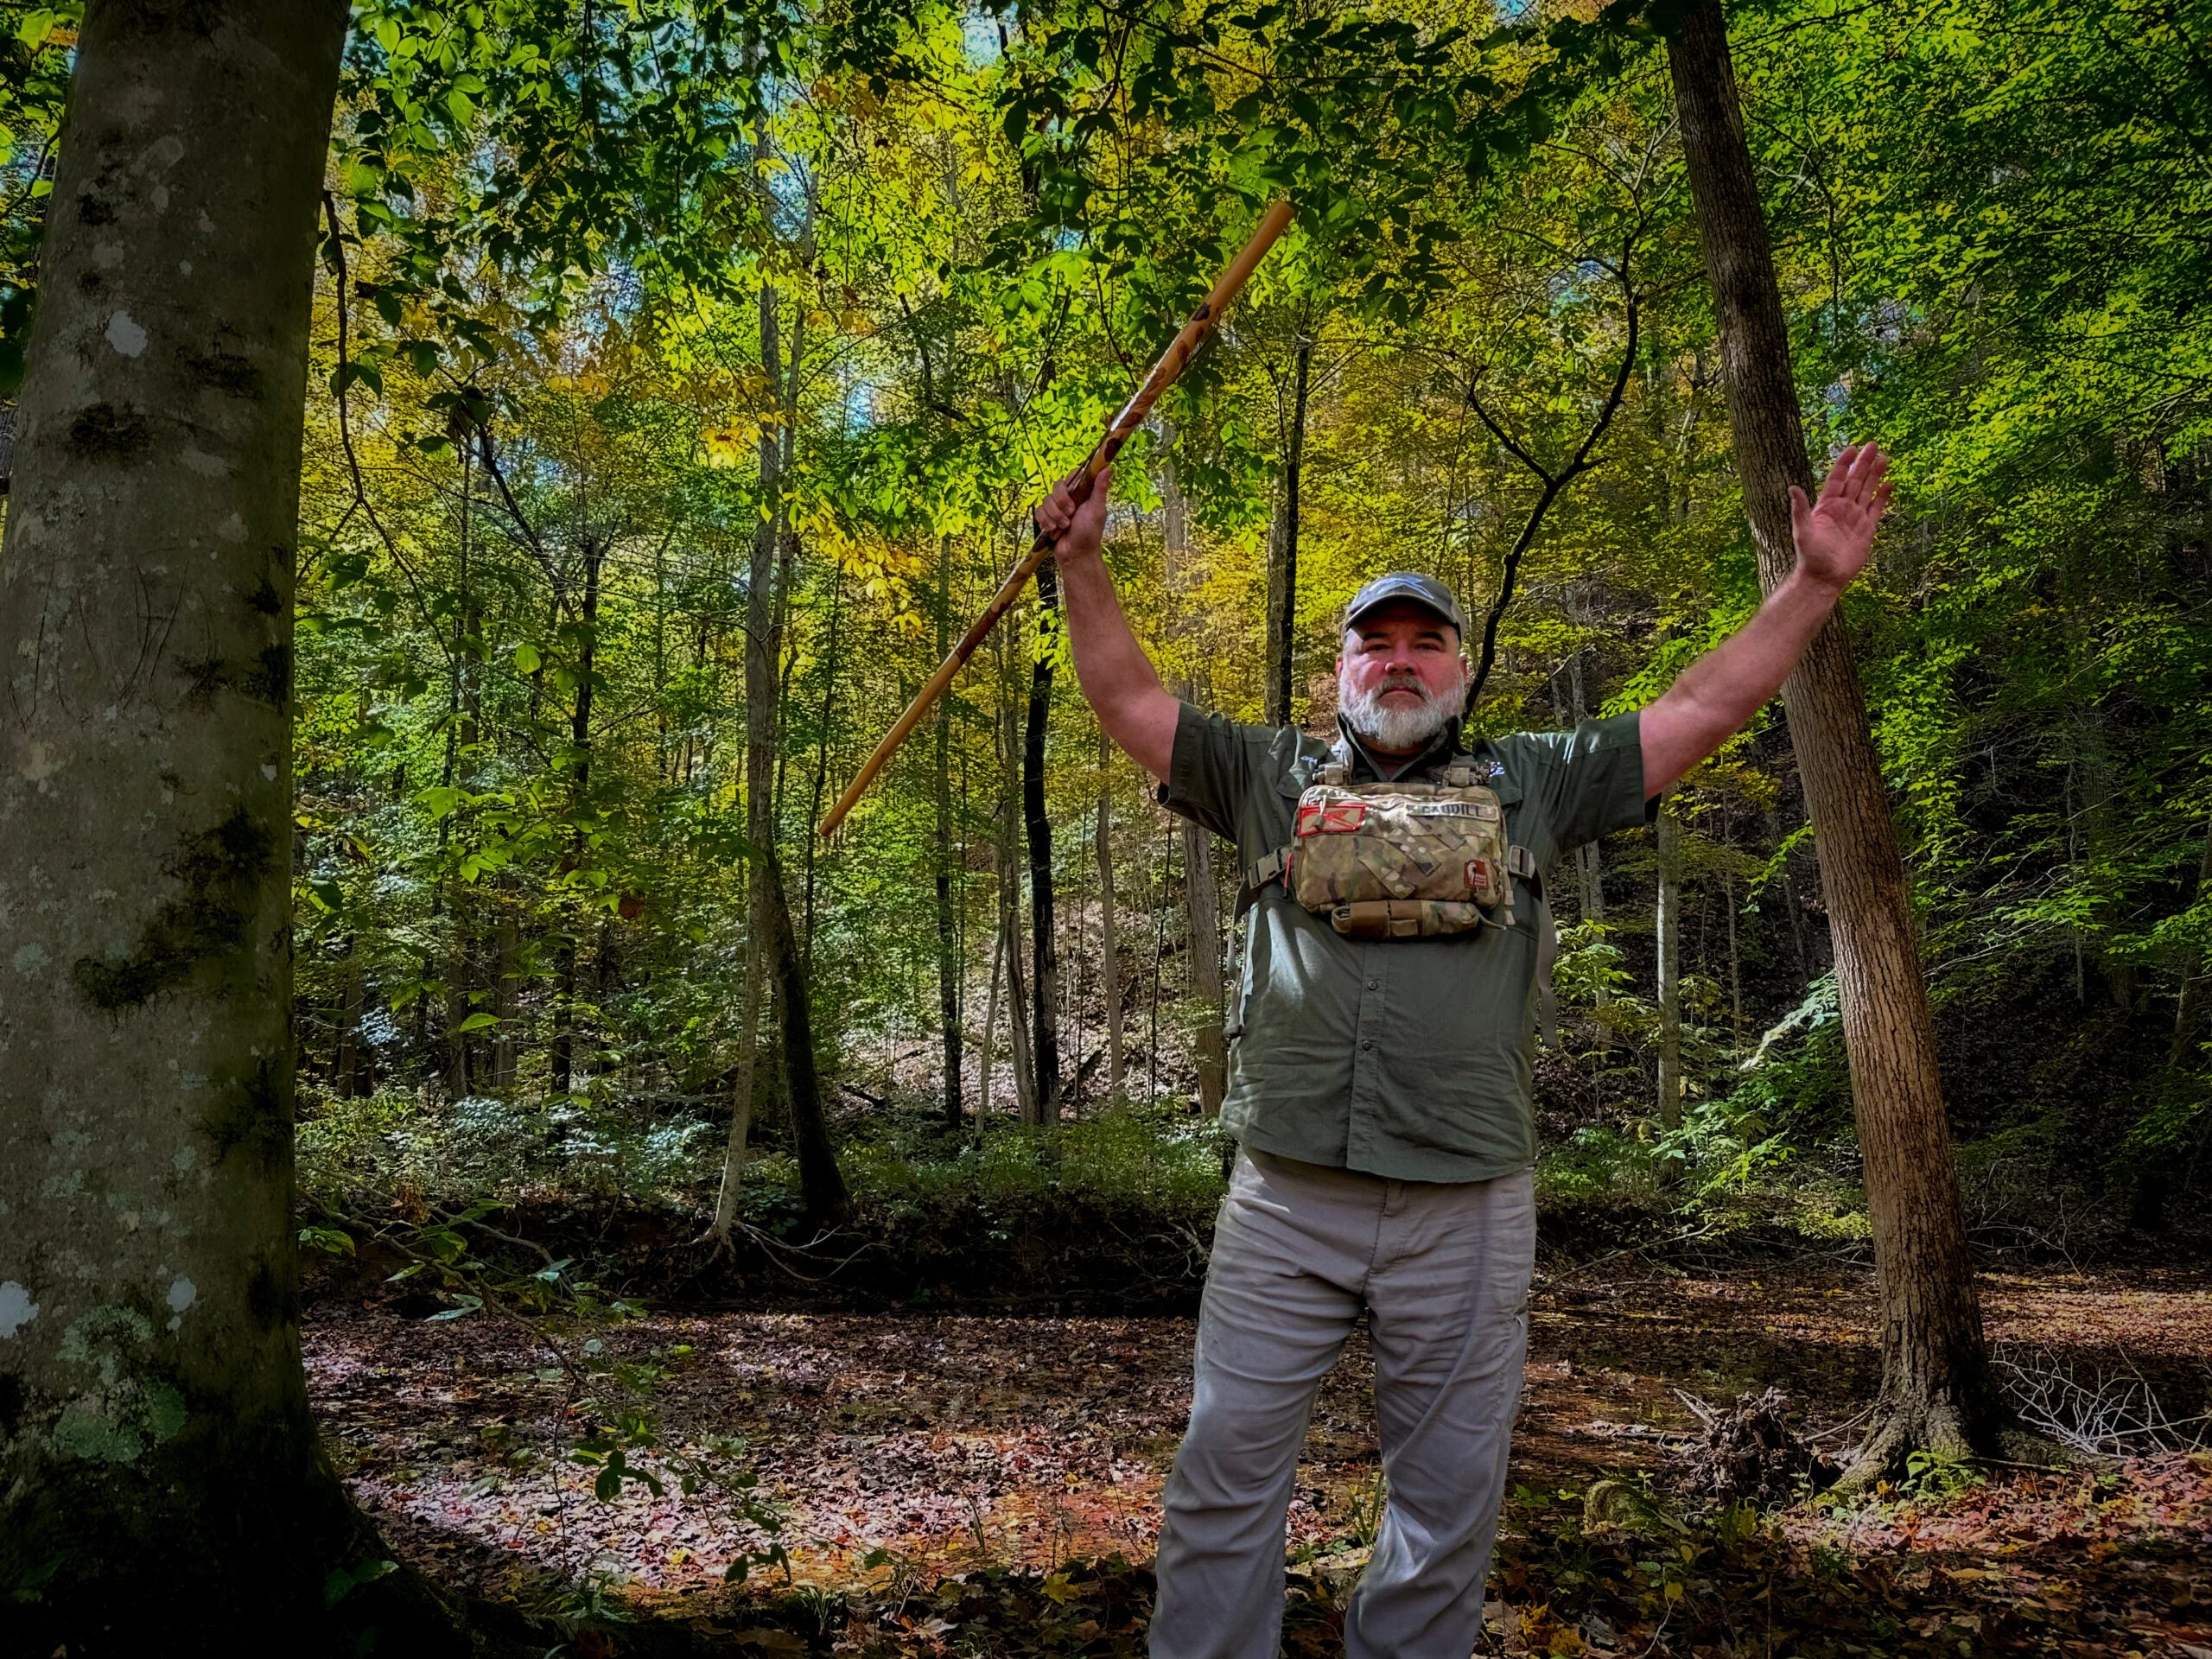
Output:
[1831, 1397, 2107, 1493]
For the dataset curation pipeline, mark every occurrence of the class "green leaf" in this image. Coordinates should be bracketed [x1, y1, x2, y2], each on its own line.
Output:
[512, 642, 542, 674]
[454, 1012, 499, 1033]
[298, 1224, 356, 1258]
[374, 16, 401, 52]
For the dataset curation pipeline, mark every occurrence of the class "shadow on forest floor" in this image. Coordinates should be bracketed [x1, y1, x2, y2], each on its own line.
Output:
[305, 1262, 2212, 1656]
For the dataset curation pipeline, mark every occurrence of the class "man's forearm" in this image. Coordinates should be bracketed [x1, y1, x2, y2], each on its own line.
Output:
[1641, 570, 1840, 793]
[1056, 548, 1180, 779]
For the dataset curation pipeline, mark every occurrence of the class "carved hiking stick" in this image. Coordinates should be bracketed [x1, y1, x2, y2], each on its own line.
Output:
[817, 198, 1296, 836]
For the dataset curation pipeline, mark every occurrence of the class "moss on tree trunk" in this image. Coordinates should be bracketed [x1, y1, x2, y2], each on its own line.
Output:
[0, 3, 467, 1647]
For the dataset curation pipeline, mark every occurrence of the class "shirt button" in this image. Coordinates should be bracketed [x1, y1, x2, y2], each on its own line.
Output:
[1360, 1039, 1374, 1051]
[1366, 980, 1380, 990]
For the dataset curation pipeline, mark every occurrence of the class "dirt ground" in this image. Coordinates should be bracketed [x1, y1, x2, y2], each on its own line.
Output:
[306, 1262, 2212, 1652]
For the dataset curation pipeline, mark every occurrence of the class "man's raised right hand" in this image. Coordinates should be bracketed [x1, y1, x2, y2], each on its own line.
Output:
[1036, 464, 1111, 562]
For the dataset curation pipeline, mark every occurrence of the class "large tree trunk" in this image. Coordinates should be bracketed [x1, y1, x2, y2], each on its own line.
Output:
[0, 4, 466, 1648]
[1263, 330, 1312, 728]
[936, 539, 963, 1126]
[1669, 0, 1998, 1481]
[1024, 561, 1062, 1124]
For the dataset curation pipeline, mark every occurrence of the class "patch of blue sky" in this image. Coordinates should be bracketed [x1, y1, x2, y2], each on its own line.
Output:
[842, 373, 879, 433]
[963, 9, 1003, 67]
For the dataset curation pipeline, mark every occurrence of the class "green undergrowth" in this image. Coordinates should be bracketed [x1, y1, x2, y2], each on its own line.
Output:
[297, 1071, 1913, 1316]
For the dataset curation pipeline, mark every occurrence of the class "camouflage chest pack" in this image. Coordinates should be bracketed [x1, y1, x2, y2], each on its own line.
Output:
[1244, 757, 1539, 940]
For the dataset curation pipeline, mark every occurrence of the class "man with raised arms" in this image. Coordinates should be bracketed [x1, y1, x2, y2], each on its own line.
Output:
[1033, 442, 1892, 1659]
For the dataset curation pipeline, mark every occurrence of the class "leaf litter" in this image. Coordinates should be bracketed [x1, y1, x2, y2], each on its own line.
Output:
[305, 1263, 2212, 1654]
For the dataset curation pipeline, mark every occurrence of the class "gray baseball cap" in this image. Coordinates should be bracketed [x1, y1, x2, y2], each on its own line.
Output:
[1344, 571, 1466, 636]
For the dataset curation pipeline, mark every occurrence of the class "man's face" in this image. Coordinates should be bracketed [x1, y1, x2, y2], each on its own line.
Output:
[1334, 601, 1467, 754]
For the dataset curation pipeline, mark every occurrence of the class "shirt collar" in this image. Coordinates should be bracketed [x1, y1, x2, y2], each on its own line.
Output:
[1333, 711, 1465, 783]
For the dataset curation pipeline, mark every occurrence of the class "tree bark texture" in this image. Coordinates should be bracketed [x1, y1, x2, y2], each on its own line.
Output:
[1024, 560, 1061, 1124]
[0, 3, 465, 1648]
[1669, 0, 1995, 1476]
[1263, 333, 1311, 728]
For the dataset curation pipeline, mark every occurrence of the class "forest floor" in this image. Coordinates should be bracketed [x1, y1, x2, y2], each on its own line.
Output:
[306, 1259, 2212, 1656]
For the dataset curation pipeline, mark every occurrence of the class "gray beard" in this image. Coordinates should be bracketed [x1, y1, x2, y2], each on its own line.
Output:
[1338, 673, 1457, 754]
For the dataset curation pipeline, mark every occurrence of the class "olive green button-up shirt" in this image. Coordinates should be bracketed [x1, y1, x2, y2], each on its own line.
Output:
[1161, 705, 1649, 1185]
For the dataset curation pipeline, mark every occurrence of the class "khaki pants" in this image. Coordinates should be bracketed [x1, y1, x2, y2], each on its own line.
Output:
[1150, 1149, 1535, 1659]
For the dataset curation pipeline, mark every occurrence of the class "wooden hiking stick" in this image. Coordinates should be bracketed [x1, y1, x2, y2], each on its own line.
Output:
[816, 198, 1296, 837]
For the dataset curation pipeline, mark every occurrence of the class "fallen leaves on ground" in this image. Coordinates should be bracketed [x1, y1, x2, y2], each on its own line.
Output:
[304, 1263, 2212, 1653]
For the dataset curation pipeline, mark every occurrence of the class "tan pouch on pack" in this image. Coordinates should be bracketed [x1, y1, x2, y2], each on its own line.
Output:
[1285, 772, 1516, 939]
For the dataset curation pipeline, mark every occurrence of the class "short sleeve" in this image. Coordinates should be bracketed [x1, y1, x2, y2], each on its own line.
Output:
[1157, 702, 1255, 845]
[1494, 709, 1649, 856]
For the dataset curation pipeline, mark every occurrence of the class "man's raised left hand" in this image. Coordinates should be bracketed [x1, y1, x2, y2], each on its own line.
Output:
[1789, 443, 1893, 593]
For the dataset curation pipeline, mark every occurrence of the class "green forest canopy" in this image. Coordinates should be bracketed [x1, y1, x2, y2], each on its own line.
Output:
[6, 0, 2204, 1224]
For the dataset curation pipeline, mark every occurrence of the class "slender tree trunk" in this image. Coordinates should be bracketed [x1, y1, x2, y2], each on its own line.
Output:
[1025, 562, 1062, 1123]
[1726, 871, 1745, 1040]
[1656, 802, 1683, 1132]
[712, 281, 788, 1241]
[1765, 801, 1815, 985]
[995, 684, 1039, 1126]
[2169, 817, 2212, 1068]
[1569, 654, 1611, 1033]
[1669, 0, 1996, 1479]
[980, 916, 1006, 1141]
[1150, 810, 1167, 1103]
[0, 5, 465, 1647]
[1183, 817, 1227, 1117]
[1264, 331, 1313, 727]
[444, 909, 474, 1097]
[491, 910, 520, 1089]
[1097, 741, 1125, 1103]
[551, 538, 604, 1096]
[763, 846, 848, 1226]
[1156, 421, 1226, 1114]
[804, 565, 842, 975]
[936, 539, 963, 1126]
[334, 939, 365, 1098]
[1008, 907, 1037, 1125]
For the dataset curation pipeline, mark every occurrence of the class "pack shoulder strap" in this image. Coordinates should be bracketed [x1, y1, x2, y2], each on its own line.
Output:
[1236, 842, 1292, 919]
